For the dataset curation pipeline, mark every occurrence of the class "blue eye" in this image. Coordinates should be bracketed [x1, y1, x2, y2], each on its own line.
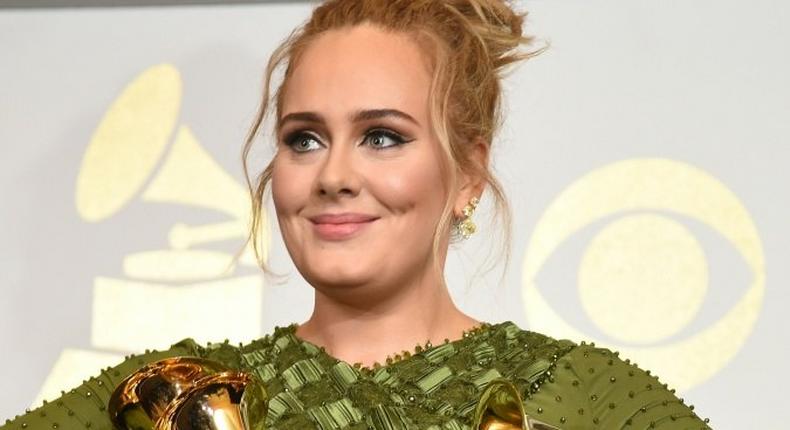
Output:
[284, 132, 322, 153]
[364, 129, 409, 150]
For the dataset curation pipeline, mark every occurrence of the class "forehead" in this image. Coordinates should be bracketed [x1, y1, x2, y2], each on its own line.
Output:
[282, 24, 432, 120]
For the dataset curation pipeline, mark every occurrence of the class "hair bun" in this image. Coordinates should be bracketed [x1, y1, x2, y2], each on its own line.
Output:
[442, 0, 544, 72]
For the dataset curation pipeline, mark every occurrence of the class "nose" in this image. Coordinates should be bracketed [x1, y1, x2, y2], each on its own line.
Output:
[316, 141, 360, 199]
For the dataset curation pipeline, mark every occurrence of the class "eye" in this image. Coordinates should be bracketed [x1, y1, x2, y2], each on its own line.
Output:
[283, 132, 322, 153]
[363, 129, 409, 150]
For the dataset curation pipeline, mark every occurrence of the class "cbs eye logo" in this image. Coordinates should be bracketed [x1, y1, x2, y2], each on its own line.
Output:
[522, 158, 765, 391]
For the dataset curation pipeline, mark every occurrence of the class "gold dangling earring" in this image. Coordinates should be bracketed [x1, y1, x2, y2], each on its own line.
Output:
[456, 196, 480, 240]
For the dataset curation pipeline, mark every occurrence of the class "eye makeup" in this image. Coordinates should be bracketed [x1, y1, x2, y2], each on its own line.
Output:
[282, 126, 414, 153]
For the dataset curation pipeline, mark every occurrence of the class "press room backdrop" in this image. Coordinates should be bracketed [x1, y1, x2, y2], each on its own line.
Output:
[1, 0, 787, 427]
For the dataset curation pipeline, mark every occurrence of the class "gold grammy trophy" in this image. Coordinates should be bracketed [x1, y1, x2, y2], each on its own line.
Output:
[108, 357, 268, 430]
[473, 380, 560, 430]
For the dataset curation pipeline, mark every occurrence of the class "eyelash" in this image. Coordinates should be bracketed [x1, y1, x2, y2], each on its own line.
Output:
[282, 127, 411, 152]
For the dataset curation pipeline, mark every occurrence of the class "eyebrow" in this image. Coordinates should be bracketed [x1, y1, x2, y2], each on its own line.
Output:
[278, 108, 420, 130]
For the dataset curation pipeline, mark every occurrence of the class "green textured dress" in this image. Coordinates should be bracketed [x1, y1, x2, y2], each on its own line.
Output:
[1, 321, 713, 430]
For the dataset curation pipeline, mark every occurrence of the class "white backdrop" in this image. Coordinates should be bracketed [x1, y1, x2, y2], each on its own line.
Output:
[1, 1, 788, 427]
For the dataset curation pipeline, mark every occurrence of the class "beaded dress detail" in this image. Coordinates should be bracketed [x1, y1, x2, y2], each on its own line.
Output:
[309, 321, 494, 373]
[1, 321, 713, 430]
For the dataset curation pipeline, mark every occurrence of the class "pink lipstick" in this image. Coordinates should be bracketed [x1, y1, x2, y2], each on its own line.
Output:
[308, 213, 379, 241]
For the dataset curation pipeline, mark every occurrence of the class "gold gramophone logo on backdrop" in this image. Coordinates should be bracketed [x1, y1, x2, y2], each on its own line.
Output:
[522, 158, 765, 391]
[32, 64, 269, 405]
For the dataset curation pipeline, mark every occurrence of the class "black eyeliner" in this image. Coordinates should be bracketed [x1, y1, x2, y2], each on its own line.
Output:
[364, 128, 412, 150]
[282, 130, 321, 150]
[281, 126, 413, 152]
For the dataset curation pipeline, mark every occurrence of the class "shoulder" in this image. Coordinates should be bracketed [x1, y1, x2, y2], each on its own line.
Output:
[530, 340, 714, 429]
[0, 337, 207, 430]
[490, 325, 713, 428]
[0, 333, 285, 430]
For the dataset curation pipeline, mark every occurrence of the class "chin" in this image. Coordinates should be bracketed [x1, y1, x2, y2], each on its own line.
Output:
[306, 273, 375, 292]
[302, 257, 376, 289]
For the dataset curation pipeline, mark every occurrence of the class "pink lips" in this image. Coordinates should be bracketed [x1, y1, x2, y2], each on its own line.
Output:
[308, 213, 379, 240]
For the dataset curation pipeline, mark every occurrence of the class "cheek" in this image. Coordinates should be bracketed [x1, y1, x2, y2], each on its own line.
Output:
[374, 155, 446, 216]
[271, 159, 305, 215]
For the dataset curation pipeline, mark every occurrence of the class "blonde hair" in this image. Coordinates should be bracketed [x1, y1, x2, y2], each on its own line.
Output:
[236, 0, 545, 286]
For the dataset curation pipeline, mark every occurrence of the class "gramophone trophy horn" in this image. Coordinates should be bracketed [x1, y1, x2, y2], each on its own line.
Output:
[75, 70, 259, 251]
[140, 124, 251, 220]
[473, 379, 560, 430]
[109, 357, 268, 430]
[157, 371, 267, 430]
[76, 63, 250, 223]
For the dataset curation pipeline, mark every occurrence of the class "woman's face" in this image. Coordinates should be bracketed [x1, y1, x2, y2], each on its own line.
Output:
[272, 23, 472, 295]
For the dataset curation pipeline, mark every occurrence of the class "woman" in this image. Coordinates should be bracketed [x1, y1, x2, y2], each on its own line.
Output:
[1, 1, 713, 429]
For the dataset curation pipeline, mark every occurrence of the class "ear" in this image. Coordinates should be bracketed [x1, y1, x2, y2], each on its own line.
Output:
[453, 136, 489, 218]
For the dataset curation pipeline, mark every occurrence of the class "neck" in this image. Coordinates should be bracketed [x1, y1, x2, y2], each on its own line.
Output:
[295, 266, 478, 368]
